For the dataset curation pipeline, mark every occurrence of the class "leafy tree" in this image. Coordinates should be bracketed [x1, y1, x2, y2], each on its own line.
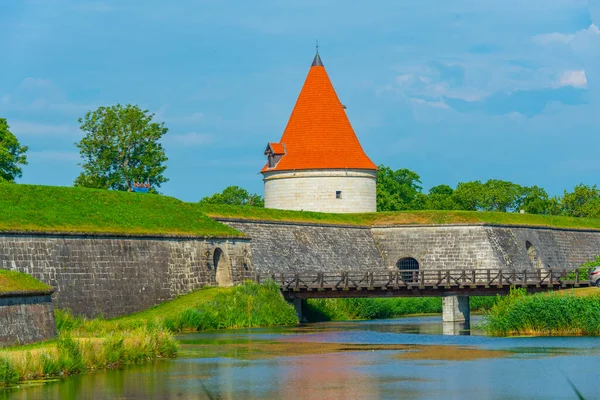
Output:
[74, 104, 168, 192]
[424, 184, 457, 210]
[452, 181, 484, 211]
[199, 186, 264, 207]
[478, 179, 525, 212]
[518, 186, 559, 215]
[561, 184, 600, 218]
[0, 118, 28, 183]
[376, 165, 423, 211]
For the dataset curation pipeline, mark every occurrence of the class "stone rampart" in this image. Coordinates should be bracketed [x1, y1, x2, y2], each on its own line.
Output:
[0, 292, 56, 347]
[373, 224, 600, 271]
[218, 219, 385, 274]
[0, 233, 252, 318]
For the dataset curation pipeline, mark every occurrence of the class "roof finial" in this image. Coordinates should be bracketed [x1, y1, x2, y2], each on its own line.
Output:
[312, 40, 323, 67]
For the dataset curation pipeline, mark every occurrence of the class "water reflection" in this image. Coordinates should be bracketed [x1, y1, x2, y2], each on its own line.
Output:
[5, 316, 600, 400]
[442, 321, 470, 336]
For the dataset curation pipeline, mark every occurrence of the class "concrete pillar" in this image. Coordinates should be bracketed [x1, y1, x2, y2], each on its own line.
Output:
[442, 295, 470, 323]
[292, 298, 304, 322]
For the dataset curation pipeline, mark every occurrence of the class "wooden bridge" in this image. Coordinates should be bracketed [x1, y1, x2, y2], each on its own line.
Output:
[258, 268, 592, 300]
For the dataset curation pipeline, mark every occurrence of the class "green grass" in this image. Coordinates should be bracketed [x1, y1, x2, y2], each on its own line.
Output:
[0, 183, 242, 237]
[0, 282, 297, 387]
[0, 269, 51, 294]
[92, 281, 298, 332]
[198, 204, 600, 230]
[482, 288, 600, 336]
[304, 296, 499, 322]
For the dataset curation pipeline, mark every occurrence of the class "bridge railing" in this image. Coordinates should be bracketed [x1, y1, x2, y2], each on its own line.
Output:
[257, 268, 589, 291]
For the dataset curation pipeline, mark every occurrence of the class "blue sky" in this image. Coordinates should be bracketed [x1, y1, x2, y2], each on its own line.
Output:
[1, 0, 599, 202]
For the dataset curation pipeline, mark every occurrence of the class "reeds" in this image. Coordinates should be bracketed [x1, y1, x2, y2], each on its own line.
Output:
[482, 287, 600, 336]
[0, 320, 177, 387]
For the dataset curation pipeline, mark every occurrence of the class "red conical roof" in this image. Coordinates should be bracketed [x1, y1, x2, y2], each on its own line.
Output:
[261, 54, 377, 173]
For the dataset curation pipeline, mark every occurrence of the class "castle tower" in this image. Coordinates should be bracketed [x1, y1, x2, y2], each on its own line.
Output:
[261, 52, 377, 213]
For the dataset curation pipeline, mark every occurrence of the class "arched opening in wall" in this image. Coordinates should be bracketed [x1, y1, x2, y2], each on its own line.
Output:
[396, 257, 419, 283]
[213, 248, 233, 287]
[526, 241, 543, 269]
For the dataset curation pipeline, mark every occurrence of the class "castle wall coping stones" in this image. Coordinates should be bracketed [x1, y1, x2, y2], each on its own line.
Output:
[0, 230, 249, 241]
[214, 217, 371, 230]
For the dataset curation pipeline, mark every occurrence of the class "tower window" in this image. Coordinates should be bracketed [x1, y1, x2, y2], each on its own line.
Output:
[336, 191, 342, 199]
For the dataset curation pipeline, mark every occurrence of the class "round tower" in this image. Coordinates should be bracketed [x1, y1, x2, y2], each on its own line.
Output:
[261, 52, 377, 213]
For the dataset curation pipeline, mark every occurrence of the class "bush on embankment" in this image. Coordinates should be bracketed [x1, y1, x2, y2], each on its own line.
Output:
[161, 281, 298, 331]
[304, 296, 499, 322]
[482, 288, 600, 336]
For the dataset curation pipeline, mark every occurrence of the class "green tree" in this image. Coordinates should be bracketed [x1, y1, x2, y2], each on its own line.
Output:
[74, 104, 168, 192]
[376, 165, 423, 211]
[518, 186, 557, 215]
[424, 184, 457, 210]
[561, 184, 600, 218]
[452, 181, 484, 211]
[0, 118, 28, 183]
[199, 186, 264, 207]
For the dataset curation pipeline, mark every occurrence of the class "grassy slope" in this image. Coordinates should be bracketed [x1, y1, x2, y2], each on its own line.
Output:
[0, 183, 242, 237]
[198, 204, 600, 230]
[0, 270, 51, 294]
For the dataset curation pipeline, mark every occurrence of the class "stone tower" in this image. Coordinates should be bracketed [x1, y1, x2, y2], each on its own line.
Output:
[261, 52, 377, 213]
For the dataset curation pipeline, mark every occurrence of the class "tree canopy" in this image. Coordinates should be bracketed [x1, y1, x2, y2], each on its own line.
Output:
[376, 165, 423, 211]
[74, 104, 168, 192]
[0, 118, 28, 183]
[377, 164, 600, 218]
[199, 186, 264, 207]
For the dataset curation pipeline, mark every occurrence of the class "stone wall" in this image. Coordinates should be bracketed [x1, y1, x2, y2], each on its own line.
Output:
[0, 233, 252, 318]
[0, 293, 56, 347]
[263, 169, 377, 213]
[373, 224, 600, 271]
[219, 219, 385, 274]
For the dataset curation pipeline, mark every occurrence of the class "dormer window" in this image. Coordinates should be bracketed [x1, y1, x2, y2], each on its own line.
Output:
[264, 142, 286, 169]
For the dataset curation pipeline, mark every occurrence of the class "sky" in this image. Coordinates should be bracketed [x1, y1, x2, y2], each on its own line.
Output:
[1, 0, 599, 202]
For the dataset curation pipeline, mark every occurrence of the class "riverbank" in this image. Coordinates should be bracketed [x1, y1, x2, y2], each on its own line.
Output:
[482, 287, 600, 336]
[0, 282, 297, 387]
[304, 296, 499, 322]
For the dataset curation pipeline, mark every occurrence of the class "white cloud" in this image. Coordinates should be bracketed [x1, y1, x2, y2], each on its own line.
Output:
[557, 70, 588, 88]
[533, 24, 600, 46]
[162, 132, 214, 147]
[18, 78, 54, 90]
[28, 151, 80, 163]
[9, 121, 81, 137]
[533, 32, 575, 45]
[410, 98, 450, 109]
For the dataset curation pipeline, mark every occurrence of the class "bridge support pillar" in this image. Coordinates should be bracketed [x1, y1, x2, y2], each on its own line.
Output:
[291, 299, 304, 322]
[442, 295, 470, 324]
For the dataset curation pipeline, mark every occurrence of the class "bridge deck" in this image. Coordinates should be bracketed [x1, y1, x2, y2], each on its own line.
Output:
[259, 269, 592, 299]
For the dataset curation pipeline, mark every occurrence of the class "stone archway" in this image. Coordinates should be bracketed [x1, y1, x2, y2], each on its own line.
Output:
[396, 257, 419, 283]
[213, 248, 233, 287]
[526, 241, 543, 269]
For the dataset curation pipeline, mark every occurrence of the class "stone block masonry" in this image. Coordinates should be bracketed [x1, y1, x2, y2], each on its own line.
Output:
[0, 233, 252, 318]
[218, 219, 385, 274]
[0, 292, 56, 347]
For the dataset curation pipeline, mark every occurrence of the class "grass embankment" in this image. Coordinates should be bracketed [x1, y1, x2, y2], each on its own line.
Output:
[0, 270, 51, 294]
[482, 288, 600, 336]
[0, 183, 242, 237]
[304, 296, 499, 321]
[0, 282, 297, 387]
[198, 203, 600, 230]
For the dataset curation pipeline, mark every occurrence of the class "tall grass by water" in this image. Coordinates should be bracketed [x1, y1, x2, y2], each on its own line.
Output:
[482, 288, 600, 336]
[0, 324, 177, 387]
[0, 281, 297, 387]
[304, 296, 499, 321]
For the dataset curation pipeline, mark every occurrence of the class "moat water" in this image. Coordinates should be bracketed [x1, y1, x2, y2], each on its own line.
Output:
[4, 315, 600, 400]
